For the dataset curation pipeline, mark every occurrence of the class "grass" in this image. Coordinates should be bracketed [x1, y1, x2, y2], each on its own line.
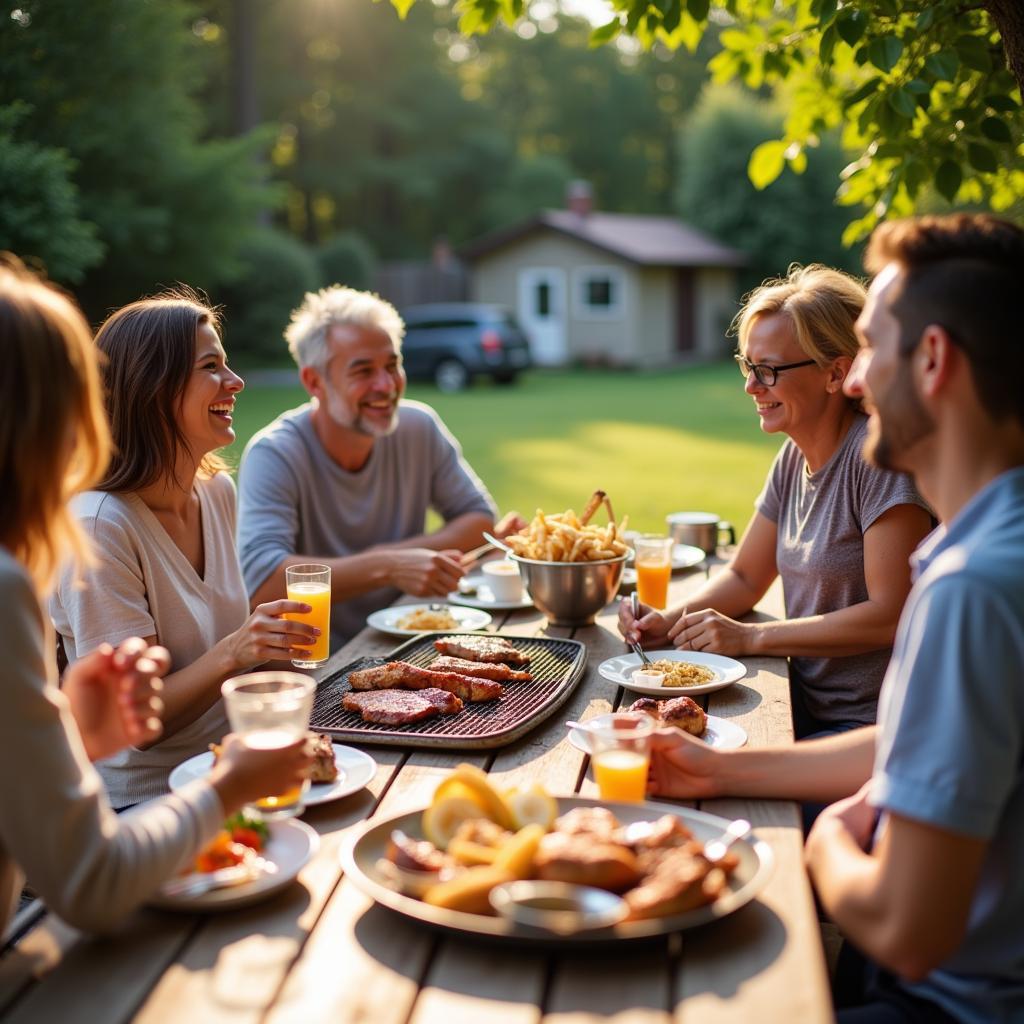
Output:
[224, 362, 785, 535]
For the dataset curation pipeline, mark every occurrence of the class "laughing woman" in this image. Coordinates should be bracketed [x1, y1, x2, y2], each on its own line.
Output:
[51, 290, 319, 809]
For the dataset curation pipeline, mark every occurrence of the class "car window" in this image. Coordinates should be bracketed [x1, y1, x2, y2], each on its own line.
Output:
[408, 318, 477, 330]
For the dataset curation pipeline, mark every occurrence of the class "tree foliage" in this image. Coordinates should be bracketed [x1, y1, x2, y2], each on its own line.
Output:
[393, 0, 1024, 240]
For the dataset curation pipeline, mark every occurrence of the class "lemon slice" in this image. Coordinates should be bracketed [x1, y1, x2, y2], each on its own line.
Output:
[435, 765, 515, 830]
[506, 783, 558, 830]
[422, 794, 488, 850]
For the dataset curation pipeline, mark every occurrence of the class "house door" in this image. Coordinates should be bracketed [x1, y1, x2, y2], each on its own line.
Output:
[517, 268, 567, 366]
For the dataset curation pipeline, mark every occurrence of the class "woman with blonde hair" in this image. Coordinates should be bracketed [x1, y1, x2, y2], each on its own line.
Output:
[0, 258, 309, 933]
[621, 264, 933, 738]
[50, 289, 319, 809]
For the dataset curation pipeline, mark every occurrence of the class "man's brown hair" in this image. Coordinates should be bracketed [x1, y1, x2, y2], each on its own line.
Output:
[866, 213, 1024, 427]
[94, 288, 227, 493]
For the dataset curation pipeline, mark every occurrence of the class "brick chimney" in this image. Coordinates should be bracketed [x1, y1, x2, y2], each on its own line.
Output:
[566, 179, 593, 218]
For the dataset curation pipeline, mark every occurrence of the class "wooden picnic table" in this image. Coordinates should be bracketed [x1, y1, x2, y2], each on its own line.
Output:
[0, 569, 832, 1023]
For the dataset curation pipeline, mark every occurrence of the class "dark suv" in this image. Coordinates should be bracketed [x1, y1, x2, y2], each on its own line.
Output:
[399, 303, 532, 391]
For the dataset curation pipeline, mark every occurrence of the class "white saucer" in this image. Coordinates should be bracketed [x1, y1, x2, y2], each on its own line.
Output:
[624, 542, 706, 571]
[169, 743, 377, 806]
[366, 604, 492, 636]
[597, 650, 747, 696]
[446, 573, 534, 611]
[568, 713, 747, 752]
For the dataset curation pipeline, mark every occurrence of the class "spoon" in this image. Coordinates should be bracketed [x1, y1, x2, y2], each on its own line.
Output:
[702, 818, 751, 863]
[482, 531, 515, 556]
[629, 591, 653, 668]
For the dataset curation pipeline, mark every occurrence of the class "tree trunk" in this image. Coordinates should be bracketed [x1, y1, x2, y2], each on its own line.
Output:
[229, 0, 260, 134]
[985, 0, 1024, 96]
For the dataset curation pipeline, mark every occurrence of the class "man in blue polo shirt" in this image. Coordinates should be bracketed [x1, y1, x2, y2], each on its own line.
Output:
[645, 213, 1024, 1022]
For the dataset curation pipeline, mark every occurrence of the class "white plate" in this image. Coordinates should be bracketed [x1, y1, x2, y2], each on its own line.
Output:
[149, 818, 318, 912]
[446, 573, 534, 611]
[366, 604, 492, 636]
[169, 743, 377, 807]
[568, 713, 747, 752]
[598, 650, 747, 695]
[625, 543, 706, 571]
[342, 796, 774, 945]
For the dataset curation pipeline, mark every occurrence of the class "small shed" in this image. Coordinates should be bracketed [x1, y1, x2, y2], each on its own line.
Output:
[460, 185, 746, 368]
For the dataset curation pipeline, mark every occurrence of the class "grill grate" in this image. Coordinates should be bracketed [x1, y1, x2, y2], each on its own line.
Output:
[311, 633, 587, 749]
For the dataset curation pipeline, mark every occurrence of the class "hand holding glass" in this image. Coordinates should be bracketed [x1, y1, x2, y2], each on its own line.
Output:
[589, 712, 654, 803]
[634, 536, 672, 610]
[221, 672, 315, 819]
[286, 564, 331, 667]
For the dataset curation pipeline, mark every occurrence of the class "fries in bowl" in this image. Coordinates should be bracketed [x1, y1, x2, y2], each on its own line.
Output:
[504, 491, 630, 563]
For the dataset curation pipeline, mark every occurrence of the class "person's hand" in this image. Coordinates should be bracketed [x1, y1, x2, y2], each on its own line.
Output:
[225, 600, 322, 670]
[807, 782, 878, 857]
[63, 637, 169, 760]
[387, 548, 464, 597]
[647, 727, 724, 800]
[493, 510, 527, 539]
[668, 608, 757, 655]
[207, 733, 315, 813]
[618, 596, 673, 648]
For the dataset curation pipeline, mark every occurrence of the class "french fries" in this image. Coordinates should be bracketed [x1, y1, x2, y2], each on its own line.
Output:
[504, 491, 630, 563]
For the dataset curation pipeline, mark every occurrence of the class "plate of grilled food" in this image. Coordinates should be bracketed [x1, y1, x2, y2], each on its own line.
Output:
[311, 632, 587, 750]
[367, 604, 492, 637]
[598, 650, 747, 696]
[169, 734, 378, 807]
[568, 697, 747, 753]
[342, 789, 773, 946]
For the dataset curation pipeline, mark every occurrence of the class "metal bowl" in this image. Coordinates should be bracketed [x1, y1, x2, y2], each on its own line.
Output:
[511, 553, 627, 626]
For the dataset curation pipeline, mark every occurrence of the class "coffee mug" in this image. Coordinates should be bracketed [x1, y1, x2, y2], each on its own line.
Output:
[665, 512, 735, 556]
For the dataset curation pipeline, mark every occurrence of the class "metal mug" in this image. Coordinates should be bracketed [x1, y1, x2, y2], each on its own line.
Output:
[665, 512, 735, 556]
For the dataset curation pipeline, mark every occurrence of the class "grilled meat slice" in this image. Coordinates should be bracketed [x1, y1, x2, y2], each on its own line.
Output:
[347, 660, 502, 702]
[627, 695, 707, 736]
[432, 635, 530, 666]
[430, 655, 532, 682]
[341, 688, 463, 725]
[309, 732, 338, 783]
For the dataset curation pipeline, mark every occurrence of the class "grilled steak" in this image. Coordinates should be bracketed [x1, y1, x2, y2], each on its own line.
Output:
[432, 635, 530, 666]
[628, 695, 706, 736]
[347, 661, 502, 702]
[430, 655, 532, 682]
[341, 688, 463, 725]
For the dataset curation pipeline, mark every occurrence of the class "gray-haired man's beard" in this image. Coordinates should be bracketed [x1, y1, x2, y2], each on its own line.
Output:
[325, 391, 400, 437]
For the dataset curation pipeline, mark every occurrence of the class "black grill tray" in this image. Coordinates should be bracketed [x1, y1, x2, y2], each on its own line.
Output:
[311, 633, 587, 750]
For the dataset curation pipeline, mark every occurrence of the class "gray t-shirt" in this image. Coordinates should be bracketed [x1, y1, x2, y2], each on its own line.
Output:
[755, 414, 929, 727]
[871, 467, 1024, 1022]
[237, 400, 496, 645]
[50, 473, 249, 807]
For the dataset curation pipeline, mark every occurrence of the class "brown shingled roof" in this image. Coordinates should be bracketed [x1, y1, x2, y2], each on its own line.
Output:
[460, 210, 747, 268]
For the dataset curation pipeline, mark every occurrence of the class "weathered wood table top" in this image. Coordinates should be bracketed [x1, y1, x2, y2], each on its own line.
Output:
[0, 570, 832, 1023]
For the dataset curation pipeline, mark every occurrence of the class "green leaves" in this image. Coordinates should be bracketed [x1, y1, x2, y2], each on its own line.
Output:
[748, 139, 787, 189]
[967, 142, 998, 173]
[980, 116, 1012, 143]
[867, 35, 903, 73]
[887, 87, 917, 119]
[685, 0, 709, 20]
[935, 160, 962, 202]
[924, 51, 959, 82]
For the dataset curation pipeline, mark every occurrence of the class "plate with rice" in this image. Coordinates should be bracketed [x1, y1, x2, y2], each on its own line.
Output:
[366, 603, 492, 637]
[597, 650, 747, 696]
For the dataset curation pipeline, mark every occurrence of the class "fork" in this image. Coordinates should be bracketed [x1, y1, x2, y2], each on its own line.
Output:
[629, 591, 653, 668]
[702, 818, 751, 863]
[161, 857, 276, 898]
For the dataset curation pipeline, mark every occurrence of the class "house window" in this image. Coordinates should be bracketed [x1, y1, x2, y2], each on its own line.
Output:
[573, 266, 625, 319]
[535, 281, 550, 318]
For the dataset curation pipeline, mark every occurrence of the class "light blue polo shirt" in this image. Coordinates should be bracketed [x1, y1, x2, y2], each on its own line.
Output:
[871, 467, 1024, 1022]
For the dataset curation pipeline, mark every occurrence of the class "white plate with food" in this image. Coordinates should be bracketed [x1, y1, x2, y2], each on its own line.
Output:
[598, 650, 747, 695]
[342, 796, 773, 945]
[624, 541, 706, 571]
[169, 741, 377, 806]
[568, 713, 747, 752]
[367, 604, 493, 637]
[149, 818, 319, 912]
[446, 574, 534, 611]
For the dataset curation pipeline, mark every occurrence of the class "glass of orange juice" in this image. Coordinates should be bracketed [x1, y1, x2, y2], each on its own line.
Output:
[285, 563, 331, 668]
[590, 712, 654, 804]
[634, 536, 673, 610]
[221, 672, 316, 819]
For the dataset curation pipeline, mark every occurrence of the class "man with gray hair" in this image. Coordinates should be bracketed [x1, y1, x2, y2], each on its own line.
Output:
[237, 286, 505, 646]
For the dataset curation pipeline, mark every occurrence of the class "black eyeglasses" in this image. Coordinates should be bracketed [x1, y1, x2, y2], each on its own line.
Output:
[734, 354, 818, 387]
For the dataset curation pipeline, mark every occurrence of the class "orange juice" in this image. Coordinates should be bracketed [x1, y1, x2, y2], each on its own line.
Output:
[636, 560, 671, 609]
[245, 727, 309, 816]
[593, 749, 649, 803]
[286, 581, 331, 665]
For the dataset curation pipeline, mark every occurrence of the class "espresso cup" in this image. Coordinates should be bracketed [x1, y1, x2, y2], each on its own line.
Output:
[665, 512, 735, 556]
[481, 558, 523, 602]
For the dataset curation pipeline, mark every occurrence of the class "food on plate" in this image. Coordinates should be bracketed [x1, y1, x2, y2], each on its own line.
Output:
[506, 783, 558, 830]
[378, 768, 741, 923]
[308, 732, 339, 783]
[433, 635, 530, 666]
[430, 655, 532, 683]
[192, 810, 267, 874]
[629, 695, 707, 737]
[502, 490, 630, 563]
[342, 688, 463, 725]
[646, 659, 716, 688]
[348, 660, 503, 702]
[396, 607, 458, 631]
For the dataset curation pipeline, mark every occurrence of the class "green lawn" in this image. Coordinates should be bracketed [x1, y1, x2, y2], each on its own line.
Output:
[224, 362, 785, 536]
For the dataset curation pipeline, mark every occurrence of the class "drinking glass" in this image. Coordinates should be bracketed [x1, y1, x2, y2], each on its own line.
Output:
[221, 671, 316, 819]
[285, 563, 331, 668]
[634, 535, 672, 610]
[589, 712, 654, 803]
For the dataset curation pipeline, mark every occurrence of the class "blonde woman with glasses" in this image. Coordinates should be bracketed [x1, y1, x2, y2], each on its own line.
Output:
[621, 265, 933, 737]
[0, 259, 309, 934]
